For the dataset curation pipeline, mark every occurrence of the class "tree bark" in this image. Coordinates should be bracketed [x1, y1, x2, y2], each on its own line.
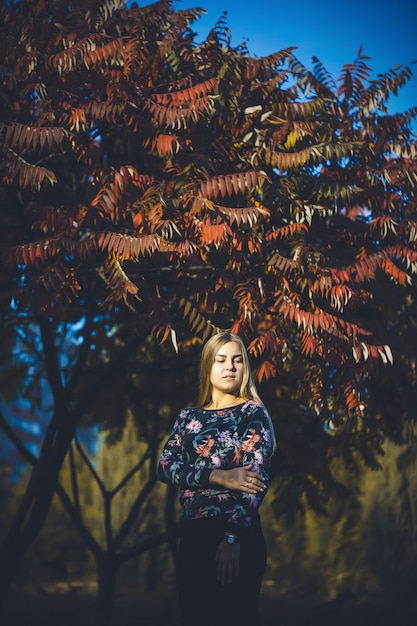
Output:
[0, 406, 76, 603]
[96, 553, 119, 623]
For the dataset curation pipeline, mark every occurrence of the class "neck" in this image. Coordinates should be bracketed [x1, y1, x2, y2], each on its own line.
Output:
[205, 393, 243, 410]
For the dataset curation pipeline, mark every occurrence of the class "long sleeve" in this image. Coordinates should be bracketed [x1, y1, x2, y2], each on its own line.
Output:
[158, 409, 213, 489]
[223, 403, 274, 530]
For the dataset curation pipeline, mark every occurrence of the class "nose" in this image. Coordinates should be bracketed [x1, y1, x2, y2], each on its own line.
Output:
[225, 359, 236, 371]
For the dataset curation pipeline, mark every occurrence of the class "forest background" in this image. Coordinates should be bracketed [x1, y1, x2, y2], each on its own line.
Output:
[0, 1, 417, 625]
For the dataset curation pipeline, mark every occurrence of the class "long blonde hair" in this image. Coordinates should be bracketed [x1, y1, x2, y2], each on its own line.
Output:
[196, 332, 262, 407]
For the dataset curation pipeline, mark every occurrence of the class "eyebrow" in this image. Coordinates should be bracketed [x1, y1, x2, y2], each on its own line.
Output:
[215, 352, 243, 358]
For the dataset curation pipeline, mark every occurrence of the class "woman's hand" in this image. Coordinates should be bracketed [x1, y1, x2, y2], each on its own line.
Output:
[209, 464, 265, 494]
[215, 539, 240, 585]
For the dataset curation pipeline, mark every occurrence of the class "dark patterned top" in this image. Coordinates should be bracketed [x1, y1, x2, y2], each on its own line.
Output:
[157, 401, 274, 535]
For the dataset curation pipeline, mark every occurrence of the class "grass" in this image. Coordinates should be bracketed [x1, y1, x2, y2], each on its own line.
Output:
[1, 584, 416, 626]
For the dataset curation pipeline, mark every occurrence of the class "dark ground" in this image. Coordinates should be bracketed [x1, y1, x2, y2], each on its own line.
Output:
[1, 585, 416, 626]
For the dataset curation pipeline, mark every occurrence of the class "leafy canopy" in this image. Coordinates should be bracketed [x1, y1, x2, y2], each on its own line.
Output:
[0, 0, 416, 442]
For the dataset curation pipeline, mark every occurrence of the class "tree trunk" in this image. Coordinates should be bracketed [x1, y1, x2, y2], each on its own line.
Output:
[0, 412, 76, 604]
[96, 553, 119, 623]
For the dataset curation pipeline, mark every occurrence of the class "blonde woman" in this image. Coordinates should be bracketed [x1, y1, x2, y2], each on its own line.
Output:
[158, 332, 276, 626]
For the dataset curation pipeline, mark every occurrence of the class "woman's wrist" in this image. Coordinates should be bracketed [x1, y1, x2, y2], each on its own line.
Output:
[209, 469, 224, 487]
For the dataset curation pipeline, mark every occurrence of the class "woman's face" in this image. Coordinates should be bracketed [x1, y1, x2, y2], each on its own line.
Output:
[210, 341, 244, 396]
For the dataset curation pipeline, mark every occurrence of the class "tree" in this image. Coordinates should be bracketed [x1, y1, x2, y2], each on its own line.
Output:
[0, 309, 197, 617]
[0, 0, 416, 604]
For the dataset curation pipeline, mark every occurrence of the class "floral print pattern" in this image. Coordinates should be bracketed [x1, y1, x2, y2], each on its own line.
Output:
[158, 401, 274, 532]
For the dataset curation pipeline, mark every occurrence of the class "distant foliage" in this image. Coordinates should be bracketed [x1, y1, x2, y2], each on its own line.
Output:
[263, 429, 417, 603]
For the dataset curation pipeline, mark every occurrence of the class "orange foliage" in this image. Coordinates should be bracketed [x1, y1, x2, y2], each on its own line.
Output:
[0, 0, 416, 432]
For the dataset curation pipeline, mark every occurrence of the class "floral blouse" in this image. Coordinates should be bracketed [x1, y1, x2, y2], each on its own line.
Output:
[157, 401, 274, 535]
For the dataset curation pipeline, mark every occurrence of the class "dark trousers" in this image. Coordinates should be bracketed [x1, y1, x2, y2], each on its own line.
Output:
[177, 521, 267, 626]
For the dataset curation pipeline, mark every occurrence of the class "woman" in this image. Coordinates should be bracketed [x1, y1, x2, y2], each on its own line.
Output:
[158, 332, 276, 626]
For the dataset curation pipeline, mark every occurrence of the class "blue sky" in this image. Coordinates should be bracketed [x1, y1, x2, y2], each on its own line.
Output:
[165, 0, 416, 118]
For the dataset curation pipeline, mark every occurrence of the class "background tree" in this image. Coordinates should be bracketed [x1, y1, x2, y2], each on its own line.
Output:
[0, 306, 200, 609]
[0, 0, 416, 608]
